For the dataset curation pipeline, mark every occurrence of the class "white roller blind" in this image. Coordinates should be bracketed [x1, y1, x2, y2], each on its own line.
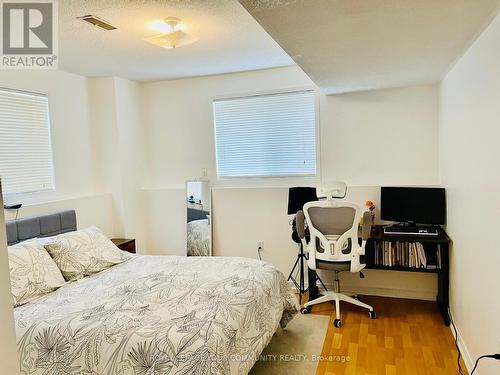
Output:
[213, 90, 317, 178]
[0, 88, 54, 195]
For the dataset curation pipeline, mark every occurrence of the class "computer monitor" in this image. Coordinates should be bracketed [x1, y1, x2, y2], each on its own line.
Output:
[380, 187, 446, 225]
[287, 187, 318, 215]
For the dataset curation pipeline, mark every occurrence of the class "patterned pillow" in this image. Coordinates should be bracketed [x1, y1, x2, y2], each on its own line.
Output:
[43, 226, 132, 281]
[8, 240, 66, 307]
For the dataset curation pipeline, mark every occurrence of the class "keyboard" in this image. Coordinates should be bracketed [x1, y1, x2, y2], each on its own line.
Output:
[383, 226, 438, 236]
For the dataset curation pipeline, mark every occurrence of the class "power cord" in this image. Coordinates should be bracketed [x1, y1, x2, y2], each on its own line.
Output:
[470, 354, 500, 374]
[448, 311, 464, 375]
[449, 309, 500, 374]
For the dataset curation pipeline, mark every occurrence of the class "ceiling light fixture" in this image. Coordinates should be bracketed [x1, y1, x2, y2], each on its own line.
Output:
[144, 17, 198, 49]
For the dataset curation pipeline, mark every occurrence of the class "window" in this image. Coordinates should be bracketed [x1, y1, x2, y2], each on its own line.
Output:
[0, 88, 54, 195]
[213, 90, 317, 178]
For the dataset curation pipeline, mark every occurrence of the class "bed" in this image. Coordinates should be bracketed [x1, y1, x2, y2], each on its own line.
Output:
[187, 218, 210, 256]
[7, 211, 299, 375]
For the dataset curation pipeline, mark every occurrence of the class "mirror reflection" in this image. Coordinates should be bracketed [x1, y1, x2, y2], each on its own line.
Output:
[186, 180, 211, 256]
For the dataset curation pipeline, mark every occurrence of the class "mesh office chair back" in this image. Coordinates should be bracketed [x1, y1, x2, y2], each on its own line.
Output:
[304, 201, 367, 272]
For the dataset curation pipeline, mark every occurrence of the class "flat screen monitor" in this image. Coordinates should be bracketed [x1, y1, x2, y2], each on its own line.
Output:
[380, 187, 446, 225]
[287, 187, 318, 215]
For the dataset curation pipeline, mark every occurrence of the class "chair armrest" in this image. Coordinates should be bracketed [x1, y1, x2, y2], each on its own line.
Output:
[361, 211, 372, 241]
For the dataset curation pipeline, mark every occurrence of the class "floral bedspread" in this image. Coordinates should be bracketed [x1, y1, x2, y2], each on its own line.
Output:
[15, 255, 298, 375]
[187, 219, 210, 256]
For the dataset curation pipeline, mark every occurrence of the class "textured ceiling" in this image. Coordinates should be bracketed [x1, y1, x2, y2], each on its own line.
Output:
[240, 0, 500, 94]
[58, 0, 294, 81]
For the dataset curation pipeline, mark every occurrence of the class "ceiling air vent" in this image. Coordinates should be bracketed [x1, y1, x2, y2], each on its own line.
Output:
[77, 15, 117, 31]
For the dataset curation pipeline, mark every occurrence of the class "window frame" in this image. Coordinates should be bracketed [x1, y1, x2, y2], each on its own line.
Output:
[211, 87, 321, 187]
[0, 87, 56, 198]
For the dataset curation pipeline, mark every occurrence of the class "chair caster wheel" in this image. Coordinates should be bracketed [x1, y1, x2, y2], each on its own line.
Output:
[300, 307, 311, 314]
[368, 310, 377, 319]
[333, 319, 342, 328]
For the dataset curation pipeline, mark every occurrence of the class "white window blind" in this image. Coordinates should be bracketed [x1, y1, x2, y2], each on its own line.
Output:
[213, 90, 317, 178]
[0, 88, 54, 195]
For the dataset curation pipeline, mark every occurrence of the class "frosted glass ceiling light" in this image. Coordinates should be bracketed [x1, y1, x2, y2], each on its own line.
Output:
[145, 17, 198, 49]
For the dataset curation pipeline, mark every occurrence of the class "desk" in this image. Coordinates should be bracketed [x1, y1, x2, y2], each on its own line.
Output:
[308, 226, 451, 325]
[366, 226, 450, 325]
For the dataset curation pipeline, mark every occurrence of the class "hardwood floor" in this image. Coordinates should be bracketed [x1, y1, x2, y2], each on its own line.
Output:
[304, 295, 467, 375]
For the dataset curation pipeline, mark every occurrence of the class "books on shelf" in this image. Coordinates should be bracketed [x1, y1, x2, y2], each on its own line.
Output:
[373, 241, 441, 270]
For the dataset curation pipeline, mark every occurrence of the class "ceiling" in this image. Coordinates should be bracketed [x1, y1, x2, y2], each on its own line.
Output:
[58, 0, 294, 82]
[240, 0, 500, 94]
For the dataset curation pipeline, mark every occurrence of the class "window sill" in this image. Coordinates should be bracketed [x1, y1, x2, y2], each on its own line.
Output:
[212, 175, 320, 189]
[2, 189, 56, 206]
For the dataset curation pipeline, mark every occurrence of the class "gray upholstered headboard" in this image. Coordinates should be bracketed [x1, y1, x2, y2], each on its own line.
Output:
[6, 210, 77, 246]
[187, 207, 210, 223]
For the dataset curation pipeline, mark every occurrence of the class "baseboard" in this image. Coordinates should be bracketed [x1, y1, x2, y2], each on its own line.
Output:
[448, 309, 475, 374]
[290, 280, 436, 301]
[303, 281, 436, 301]
[339, 284, 436, 301]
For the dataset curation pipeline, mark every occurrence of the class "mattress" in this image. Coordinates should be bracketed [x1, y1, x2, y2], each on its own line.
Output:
[15, 255, 299, 375]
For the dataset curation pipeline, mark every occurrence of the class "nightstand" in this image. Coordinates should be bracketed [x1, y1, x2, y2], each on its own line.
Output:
[111, 238, 136, 254]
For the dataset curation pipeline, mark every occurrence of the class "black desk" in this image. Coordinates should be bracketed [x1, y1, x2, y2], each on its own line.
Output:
[308, 226, 451, 325]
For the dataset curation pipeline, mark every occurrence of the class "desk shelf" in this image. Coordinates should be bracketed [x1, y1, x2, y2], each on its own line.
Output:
[366, 264, 441, 273]
[365, 225, 451, 326]
[368, 226, 451, 243]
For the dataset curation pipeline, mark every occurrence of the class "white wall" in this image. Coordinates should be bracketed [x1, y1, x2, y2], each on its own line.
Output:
[440, 13, 500, 375]
[113, 78, 148, 249]
[0, 71, 149, 245]
[0, 70, 121, 238]
[142, 66, 439, 188]
[3, 193, 116, 236]
[321, 85, 439, 185]
[87, 77, 147, 248]
[0, 70, 101, 202]
[140, 66, 440, 299]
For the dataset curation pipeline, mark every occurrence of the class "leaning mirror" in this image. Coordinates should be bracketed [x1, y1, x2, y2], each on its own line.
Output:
[186, 180, 212, 256]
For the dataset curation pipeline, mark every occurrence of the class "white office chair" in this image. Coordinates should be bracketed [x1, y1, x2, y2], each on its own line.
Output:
[296, 196, 376, 328]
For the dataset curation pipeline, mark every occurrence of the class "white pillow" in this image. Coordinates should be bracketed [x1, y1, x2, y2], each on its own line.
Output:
[8, 240, 66, 307]
[43, 226, 131, 281]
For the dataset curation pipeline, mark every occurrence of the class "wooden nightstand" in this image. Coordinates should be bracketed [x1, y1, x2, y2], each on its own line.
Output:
[111, 238, 136, 254]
